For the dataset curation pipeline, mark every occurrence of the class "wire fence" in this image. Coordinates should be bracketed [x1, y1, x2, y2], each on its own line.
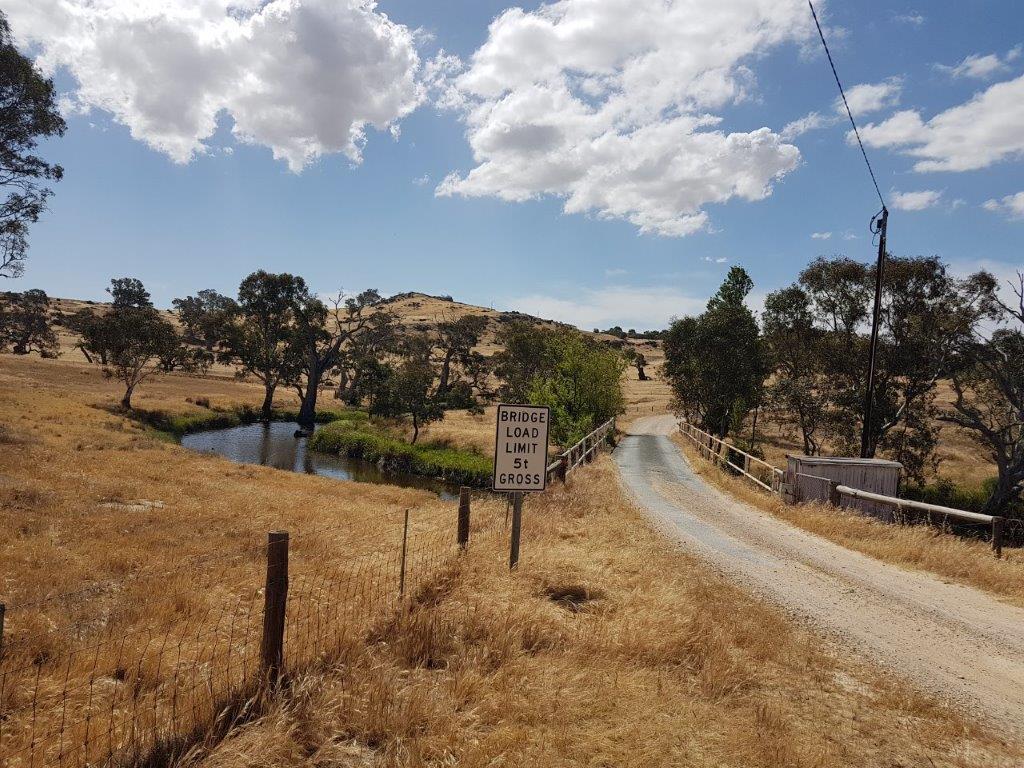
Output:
[0, 413, 620, 767]
[0, 493, 508, 768]
[544, 417, 617, 484]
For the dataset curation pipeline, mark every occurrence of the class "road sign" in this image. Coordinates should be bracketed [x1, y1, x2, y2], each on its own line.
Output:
[492, 403, 551, 492]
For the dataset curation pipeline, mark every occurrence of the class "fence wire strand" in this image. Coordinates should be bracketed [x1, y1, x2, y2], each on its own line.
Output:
[0, 498, 512, 768]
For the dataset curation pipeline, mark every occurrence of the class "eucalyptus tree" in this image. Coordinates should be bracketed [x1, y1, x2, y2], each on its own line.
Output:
[0, 10, 66, 278]
[941, 272, 1024, 515]
[0, 288, 58, 356]
[664, 267, 767, 438]
[223, 271, 304, 423]
[290, 288, 383, 432]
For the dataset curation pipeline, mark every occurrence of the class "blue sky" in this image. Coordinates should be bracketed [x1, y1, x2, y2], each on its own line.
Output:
[5, 0, 1024, 330]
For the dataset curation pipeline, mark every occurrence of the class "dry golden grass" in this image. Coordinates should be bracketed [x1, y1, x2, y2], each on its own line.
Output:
[673, 433, 1024, 607]
[192, 460, 1022, 767]
[2, 350, 1022, 765]
[0, 354, 470, 653]
[619, 339, 673, 429]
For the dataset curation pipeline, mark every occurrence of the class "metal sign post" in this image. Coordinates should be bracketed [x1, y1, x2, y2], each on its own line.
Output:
[493, 404, 551, 568]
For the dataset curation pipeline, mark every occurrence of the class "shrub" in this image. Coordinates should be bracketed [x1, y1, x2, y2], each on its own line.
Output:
[310, 422, 492, 487]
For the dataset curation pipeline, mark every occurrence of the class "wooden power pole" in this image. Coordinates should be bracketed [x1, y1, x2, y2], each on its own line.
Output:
[860, 207, 888, 459]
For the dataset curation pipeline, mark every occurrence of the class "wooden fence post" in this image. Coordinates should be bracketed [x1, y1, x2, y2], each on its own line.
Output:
[558, 455, 568, 483]
[993, 516, 1004, 559]
[399, 509, 410, 594]
[260, 531, 289, 686]
[458, 488, 471, 550]
[509, 492, 524, 569]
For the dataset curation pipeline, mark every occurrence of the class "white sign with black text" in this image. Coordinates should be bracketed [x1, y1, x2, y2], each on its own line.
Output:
[492, 404, 551, 492]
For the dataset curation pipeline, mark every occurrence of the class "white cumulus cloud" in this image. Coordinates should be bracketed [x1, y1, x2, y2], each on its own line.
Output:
[780, 110, 840, 140]
[434, 0, 814, 237]
[891, 189, 942, 211]
[810, 231, 832, 240]
[7, 0, 423, 171]
[983, 192, 1024, 220]
[858, 74, 1024, 172]
[839, 78, 902, 117]
[935, 46, 1021, 80]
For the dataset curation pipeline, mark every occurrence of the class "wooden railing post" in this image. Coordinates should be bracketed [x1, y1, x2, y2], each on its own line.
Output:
[558, 455, 568, 482]
[260, 531, 289, 686]
[458, 487, 471, 550]
[828, 480, 841, 507]
[993, 517, 1005, 559]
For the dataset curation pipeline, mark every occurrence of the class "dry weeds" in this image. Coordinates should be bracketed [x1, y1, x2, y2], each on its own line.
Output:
[194, 460, 1022, 767]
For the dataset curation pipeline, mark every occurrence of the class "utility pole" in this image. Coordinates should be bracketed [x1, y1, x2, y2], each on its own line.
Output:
[860, 207, 887, 459]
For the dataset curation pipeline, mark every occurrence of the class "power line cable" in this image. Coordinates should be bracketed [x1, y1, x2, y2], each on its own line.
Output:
[807, 0, 886, 211]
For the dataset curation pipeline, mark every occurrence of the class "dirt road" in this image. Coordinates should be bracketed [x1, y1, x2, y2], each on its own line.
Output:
[616, 415, 1024, 739]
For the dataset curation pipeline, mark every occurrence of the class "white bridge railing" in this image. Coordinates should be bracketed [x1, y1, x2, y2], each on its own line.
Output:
[678, 420, 783, 493]
[678, 419, 1006, 558]
[545, 417, 617, 483]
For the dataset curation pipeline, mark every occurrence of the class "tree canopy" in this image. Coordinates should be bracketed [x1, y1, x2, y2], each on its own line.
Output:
[0, 10, 66, 279]
[664, 267, 766, 438]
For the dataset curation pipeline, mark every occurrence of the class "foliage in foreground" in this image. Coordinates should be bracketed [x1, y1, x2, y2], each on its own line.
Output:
[309, 420, 492, 487]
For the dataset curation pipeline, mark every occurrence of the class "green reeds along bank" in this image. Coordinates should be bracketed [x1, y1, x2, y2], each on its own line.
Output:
[133, 404, 368, 438]
[309, 421, 493, 488]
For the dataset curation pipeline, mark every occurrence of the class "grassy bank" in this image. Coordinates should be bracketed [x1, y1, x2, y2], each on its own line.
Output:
[310, 419, 493, 487]
[130, 402, 368, 437]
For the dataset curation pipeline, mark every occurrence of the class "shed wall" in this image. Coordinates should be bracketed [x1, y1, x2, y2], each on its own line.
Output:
[786, 456, 901, 519]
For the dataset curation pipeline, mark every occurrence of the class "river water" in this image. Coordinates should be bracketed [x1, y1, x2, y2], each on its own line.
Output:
[181, 421, 458, 499]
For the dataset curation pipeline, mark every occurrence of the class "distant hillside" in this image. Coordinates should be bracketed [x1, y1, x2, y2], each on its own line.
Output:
[33, 290, 663, 363]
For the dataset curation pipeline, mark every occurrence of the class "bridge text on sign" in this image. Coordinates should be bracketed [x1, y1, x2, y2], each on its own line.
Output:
[492, 404, 551, 492]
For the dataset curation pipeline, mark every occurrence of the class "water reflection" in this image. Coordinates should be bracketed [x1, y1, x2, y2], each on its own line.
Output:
[181, 421, 458, 500]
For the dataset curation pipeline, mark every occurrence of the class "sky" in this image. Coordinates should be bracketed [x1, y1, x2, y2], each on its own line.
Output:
[4, 0, 1024, 331]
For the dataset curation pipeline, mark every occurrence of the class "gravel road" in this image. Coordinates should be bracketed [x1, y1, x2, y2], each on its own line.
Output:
[616, 415, 1024, 739]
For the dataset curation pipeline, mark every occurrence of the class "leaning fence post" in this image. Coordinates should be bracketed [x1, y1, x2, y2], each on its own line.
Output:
[992, 516, 1005, 559]
[260, 531, 289, 686]
[458, 488, 471, 550]
[558, 455, 568, 483]
[399, 509, 410, 594]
